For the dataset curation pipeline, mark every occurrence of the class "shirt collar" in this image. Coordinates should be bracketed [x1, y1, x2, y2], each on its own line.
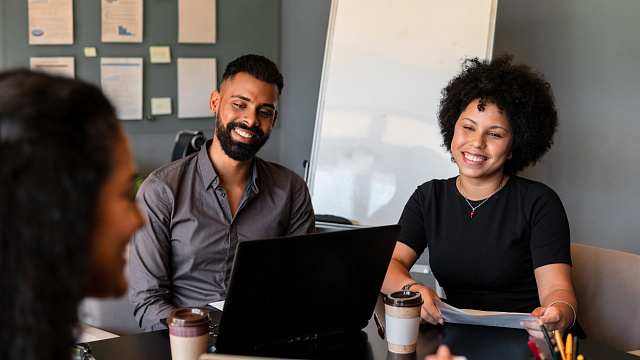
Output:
[197, 139, 260, 191]
[198, 139, 218, 189]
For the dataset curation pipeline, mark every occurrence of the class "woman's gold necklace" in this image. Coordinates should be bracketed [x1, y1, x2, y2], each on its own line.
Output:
[458, 175, 505, 218]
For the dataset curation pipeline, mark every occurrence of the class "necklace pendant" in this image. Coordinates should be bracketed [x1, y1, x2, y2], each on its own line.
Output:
[470, 211, 475, 218]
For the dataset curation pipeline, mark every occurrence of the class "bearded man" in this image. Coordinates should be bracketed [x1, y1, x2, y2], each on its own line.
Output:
[129, 54, 315, 331]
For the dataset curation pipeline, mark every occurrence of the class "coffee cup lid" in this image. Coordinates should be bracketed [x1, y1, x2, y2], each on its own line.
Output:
[167, 307, 210, 327]
[383, 290, 424, 307]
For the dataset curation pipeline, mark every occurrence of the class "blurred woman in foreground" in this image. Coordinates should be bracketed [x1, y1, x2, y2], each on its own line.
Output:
[0, 70, 144, 360]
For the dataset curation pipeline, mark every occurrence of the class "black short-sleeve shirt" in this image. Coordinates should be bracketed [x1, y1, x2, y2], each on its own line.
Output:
[398, 176, 570, 313]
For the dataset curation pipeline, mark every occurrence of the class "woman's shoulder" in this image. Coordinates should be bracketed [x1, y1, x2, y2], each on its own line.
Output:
[415, 177, 457, 194]
[509, 175, 562, 201]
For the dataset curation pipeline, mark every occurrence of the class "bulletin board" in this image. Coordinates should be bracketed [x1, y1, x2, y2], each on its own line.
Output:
[0, 0, 280, 135]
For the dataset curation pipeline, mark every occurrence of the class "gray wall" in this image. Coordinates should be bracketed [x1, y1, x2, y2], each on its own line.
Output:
[274, 0, 330, 179]
[492, 0, 640, 255]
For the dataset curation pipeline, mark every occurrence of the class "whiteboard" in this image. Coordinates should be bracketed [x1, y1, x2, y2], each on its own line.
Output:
[308, 0, 498, 226]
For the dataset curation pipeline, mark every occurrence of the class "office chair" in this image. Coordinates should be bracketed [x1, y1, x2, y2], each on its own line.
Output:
[570, 243, 640, 353]
[171, 130, 207, 161]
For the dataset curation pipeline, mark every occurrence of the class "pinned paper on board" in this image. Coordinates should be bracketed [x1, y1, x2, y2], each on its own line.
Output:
[84, 47, 97, 57]
[178, 0, 216, 44]
[30, 57, 75, 78]
[102, 0, 143, 43]
[100, 57, 143, 120]
[177, 58, 216, 119]
[28, 0, 74, 45]
[151, 97, 172, 115]
[150, 46, 171, 63]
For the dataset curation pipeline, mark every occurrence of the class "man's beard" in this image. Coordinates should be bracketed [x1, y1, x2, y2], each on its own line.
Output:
[215, 115, 271, 161]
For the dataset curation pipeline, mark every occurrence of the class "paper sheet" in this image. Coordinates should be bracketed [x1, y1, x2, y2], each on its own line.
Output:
[178, 0, 217, 43]
[177, 58, 216, 119]
[30, 57, 75, 78]
[28, 0, 73, 45]
[435, 298, 536, 329]
[209, 300, 225, 311]
[102, 0, 143, 43]
[100, 57, 143, 120]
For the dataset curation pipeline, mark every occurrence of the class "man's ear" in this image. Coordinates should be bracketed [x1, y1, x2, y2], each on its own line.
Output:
[209, 90, 220, 114]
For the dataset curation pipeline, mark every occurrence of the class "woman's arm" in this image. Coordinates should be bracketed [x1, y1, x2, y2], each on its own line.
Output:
[521, 263, 577, 337]
[382, 242, 443, 325]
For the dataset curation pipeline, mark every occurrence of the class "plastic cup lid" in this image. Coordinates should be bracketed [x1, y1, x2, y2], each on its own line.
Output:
[383, 290, 424, 307]
[167, 307, 210, 327]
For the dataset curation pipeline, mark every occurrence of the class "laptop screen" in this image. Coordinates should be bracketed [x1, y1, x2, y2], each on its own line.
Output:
[214, 225, 400, 353]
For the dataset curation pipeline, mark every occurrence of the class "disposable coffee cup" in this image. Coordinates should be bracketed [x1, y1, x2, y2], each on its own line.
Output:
[168, 307, 210, 360]
[384, 290, 423, 354]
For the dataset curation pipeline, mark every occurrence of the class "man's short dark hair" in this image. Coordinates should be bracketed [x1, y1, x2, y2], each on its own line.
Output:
[221, 54, 284, 95]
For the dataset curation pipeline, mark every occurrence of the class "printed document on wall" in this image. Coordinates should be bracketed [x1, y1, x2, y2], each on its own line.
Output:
[101, 58, 143, 120]
[30, 57, 75, 78]
[102, 0, 143, 43]
[178, 0, 216, 43]
[178, 58, 216, 118]
[28, 0, 73, 45]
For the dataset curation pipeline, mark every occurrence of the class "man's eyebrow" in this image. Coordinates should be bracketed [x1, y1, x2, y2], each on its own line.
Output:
[231, 95, 250, 102]
[230, 95, 276, 109]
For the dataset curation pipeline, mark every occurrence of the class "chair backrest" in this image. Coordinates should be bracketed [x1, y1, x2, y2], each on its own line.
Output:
[570, 243, 640, 352]
[171, 130, 207, 161]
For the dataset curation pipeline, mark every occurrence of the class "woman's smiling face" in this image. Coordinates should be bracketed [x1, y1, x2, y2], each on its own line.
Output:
[87, 131, 144, 297]
[451, 99, 514, 182]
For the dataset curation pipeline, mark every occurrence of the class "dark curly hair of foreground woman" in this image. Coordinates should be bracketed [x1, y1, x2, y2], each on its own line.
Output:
[438, 53, 558, 175]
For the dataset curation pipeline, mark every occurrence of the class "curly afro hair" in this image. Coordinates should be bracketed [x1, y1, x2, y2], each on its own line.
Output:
[438, 53, 558, 175]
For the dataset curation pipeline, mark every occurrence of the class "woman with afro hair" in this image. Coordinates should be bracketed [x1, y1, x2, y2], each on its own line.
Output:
[382, 54, 579, 339]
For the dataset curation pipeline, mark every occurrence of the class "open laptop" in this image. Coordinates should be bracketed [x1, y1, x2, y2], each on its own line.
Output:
[213, 224, 400, 354]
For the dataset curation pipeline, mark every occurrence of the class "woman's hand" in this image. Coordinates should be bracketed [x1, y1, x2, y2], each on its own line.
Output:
[425, 345, 467, 360]
[521, 305, 564, 338]
[412, 284, 444, 325]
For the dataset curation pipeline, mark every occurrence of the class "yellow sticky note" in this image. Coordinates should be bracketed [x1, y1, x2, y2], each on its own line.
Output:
[84, 47, 97, 57]
[149, 46, 171, 64]
[151, 97, 172, 115]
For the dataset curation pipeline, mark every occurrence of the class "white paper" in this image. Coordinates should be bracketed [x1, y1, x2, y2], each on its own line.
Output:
[434, 298, 536, 329]
[178, 0, 216, 44]
[30, 57, 75, 78]
[100, 58, 143, 120]
[177, 58, 216, 119]
[102, 0, 143, 43]
[209, 300, 225, 310]
[28, 0, 73, 45]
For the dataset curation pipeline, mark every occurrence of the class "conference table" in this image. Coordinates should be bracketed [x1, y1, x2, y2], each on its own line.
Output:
[89, 296, 637, 360]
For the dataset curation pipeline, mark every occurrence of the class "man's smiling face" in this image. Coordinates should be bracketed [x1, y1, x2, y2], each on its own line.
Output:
[210, 72, 279, 161]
